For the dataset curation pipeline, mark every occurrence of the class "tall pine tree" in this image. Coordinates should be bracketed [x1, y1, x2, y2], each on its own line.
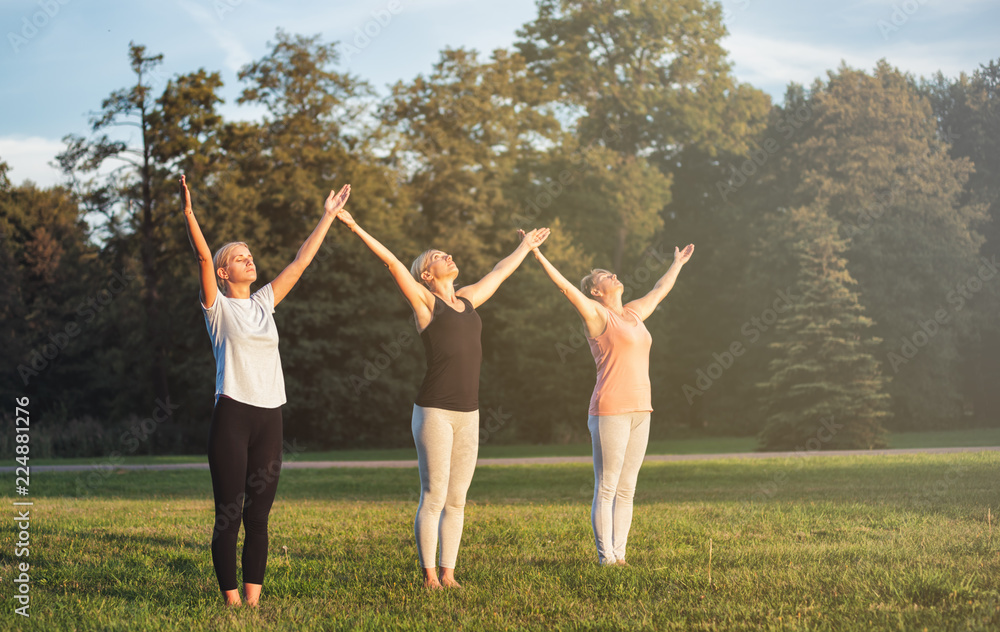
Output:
[758, 206, 891, 450]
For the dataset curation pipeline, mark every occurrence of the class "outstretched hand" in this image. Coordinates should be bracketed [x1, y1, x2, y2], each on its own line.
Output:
[180, 175, 192, 213]
[674, 243, 695, 265]
[518, 227, 550, 250]
[335, 208, 357, 229]
[324, 184, 351, 216]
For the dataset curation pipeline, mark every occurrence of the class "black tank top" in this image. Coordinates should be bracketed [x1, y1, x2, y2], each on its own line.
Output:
[414, 295, 482, 412]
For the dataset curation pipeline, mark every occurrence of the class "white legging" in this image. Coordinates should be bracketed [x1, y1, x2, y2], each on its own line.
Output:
[589, 412, 651, 565]
[412, 404, 480, 569]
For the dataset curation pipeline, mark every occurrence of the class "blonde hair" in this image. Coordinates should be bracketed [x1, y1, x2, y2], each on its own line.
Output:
[410, 249, 439, 289]
[213, 242, 250, 292]
[580, 268, 611, 298]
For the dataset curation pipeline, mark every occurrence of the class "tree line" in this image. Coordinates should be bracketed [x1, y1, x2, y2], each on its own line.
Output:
[2, 1, 998, 455]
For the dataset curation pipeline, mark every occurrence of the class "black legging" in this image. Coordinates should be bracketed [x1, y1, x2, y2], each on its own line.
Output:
[207, 397, 283, 591]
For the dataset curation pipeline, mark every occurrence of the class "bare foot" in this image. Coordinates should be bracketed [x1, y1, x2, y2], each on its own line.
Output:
[222, 589, 241, 607]
[439, 568, 462, 588]
[615, 559, 629, 567]
[423, 568, 443, 589]
[244, 583, 262, 607]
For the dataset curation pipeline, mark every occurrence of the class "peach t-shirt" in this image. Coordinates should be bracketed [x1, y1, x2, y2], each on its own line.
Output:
[587, 306, 653, 416]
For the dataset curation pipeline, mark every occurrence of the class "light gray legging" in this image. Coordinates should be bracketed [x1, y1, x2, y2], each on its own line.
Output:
[412, 404, 480, 569]
[589, 412, 651, 565]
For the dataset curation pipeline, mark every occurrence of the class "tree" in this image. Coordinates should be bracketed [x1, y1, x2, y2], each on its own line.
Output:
[525, 139, 672, 276]
[483, 219, 597, 443]
[514, 2, 770, 435]
[56, 43, 226, 433]
[766, 62, 984, 429]
[381, 47, 583, 440]
[381, 47, 560, 272]
[517, 0, 770, 271]
[0, 164, 115, 420]
[922, 60, 1000, 248]
[757, 206, 890, 450]
[922, 60, 1000, 425]
[229, 30, 418, 447]
[675, 84, 824, 435]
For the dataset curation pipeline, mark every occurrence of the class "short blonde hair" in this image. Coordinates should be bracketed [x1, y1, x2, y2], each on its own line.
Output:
[213, 242, 249, 292]
[580, 268, 611, 298]
[410, 249, 439, 289]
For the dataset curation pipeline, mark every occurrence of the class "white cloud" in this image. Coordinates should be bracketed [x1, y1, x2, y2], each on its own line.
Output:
[724, 32, 875, 93]
[0, 136, 67, 188]
[175, 0, 255, 72]
[856, 0, 996, 17]
[867, 39, 986, 80]
[724, 29, 987, 100]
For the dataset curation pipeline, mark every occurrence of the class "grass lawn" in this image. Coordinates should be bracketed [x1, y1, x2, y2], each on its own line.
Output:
[4, 452, 1000, 630]
[26, 427, 1000, 467]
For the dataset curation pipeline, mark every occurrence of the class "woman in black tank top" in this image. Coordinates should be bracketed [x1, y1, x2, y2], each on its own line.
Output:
[335, 209, 548, 588]
[415, 294, 482, 412]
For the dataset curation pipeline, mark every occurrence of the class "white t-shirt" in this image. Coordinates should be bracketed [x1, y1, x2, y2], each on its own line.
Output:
[202, 283, 287, 409]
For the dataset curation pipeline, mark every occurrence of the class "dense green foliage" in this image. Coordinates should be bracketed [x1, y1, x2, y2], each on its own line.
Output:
[2, 2, 1000, 452]
[756, 207, 891, 450]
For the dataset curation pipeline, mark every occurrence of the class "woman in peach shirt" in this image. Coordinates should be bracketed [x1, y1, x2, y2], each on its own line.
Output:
[528, 236, 694, 565]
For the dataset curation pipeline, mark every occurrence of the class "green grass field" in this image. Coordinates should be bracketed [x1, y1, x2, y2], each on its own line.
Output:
[27, 427, 1000, 467]
[4, 451, 1000, 630]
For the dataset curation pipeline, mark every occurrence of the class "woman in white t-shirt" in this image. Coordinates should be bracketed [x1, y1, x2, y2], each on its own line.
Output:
[181, 175, 350, 607]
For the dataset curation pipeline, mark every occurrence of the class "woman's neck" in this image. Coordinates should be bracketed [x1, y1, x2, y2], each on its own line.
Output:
[225, 283, 251, 299]
[599, 295, 624, 315]
[429, 280, 457, 303]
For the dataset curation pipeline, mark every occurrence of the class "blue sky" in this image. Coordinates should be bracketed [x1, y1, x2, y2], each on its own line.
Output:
[1, 0, 997, 188]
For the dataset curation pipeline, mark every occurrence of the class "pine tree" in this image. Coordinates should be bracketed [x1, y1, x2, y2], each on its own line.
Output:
[757, 206, 891, 451]
[757, 62, 984, 430]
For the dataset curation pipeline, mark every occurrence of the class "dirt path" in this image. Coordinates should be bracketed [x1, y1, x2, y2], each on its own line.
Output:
[11, 445, 1000, 473]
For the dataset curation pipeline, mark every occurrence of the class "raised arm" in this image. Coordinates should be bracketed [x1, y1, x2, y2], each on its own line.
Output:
[335, 209, 436, 329]
[180, 175, 218, 309]
[625, 243, 694, 320]
[456, 228, 550, 309]
[270, 185, 351, 307]
[531, 248, 606, 338]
